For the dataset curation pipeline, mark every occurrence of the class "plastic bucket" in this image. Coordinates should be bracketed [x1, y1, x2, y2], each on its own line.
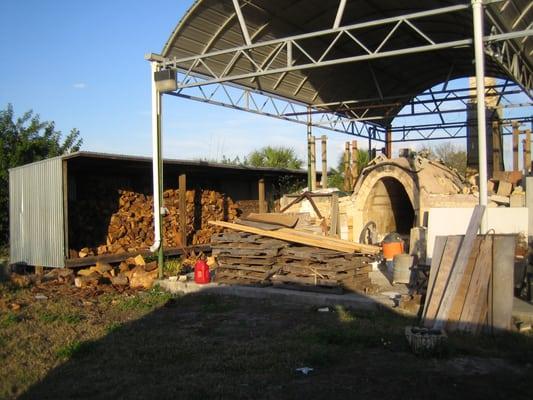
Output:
[383, 241, 404, 261]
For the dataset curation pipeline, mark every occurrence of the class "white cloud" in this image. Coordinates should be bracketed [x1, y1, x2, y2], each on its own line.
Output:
[73, 82, 87, 89]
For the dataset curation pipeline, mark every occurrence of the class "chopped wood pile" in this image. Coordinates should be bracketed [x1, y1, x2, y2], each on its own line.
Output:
[70, 189, 240, 258]
[74, 255, 158, 290]
[211, 232, 373, 294]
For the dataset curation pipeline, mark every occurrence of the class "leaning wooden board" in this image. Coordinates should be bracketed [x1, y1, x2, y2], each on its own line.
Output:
[433, 205, 485, 331]
[208, 221, 380, 254]
[423, 233, 515, 334]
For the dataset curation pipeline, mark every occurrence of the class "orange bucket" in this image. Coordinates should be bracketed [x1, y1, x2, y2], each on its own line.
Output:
[382, 241, 404, 261]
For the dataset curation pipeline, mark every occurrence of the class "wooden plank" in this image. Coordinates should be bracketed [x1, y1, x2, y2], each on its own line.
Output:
[457, 236, 493, 333]
[65, 245, 210, 268]
[179, 174, 187, 246]
[235, 219, 282, 231]
[421, 235, 447, 320]
[209, 221, 380, 254]
[245, 213, 299, 228]
[258, 178, 266, 213]
[446, 237, 482, 330]
[490, 235, 516, 332]
[433, 205, 485, 330]
[423, 236, 462, 327]
[329, 193, 339, 238]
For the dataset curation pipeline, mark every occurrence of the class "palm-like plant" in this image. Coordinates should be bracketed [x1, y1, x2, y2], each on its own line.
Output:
[247, 146, 303, 169]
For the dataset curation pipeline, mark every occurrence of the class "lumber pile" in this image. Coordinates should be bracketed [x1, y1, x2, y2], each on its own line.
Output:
[70, 189, 240, 258]
[211, 232, 373, 294]
[422, 206, 516, 334]
[208, 221, 380, 254]
[212, 232, 288, 285]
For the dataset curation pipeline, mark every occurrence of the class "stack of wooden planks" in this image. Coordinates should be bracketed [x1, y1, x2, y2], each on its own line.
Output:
[273, 246, 373, 293]
[208, 221, 380, 254]
[211, 231, 373, 294]
[70, 189, 240, 258]
[422, 206, 516, 334]
[212, 232, 288, 285]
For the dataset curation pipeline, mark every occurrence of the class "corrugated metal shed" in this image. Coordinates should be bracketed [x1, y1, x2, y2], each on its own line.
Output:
[8, 152, 310, 268]
[9, 156, 65, 268]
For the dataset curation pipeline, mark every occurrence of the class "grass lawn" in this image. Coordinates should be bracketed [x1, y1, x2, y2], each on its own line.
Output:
[1, 279, 532, 400]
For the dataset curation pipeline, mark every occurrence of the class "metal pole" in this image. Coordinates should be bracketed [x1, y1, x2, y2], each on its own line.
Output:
[321, 135, 328, 189]
[150, 62, 164, 278]
[310, 136, 317, 191]
[307, 107, 312, 189]
[472, 0, 488, 233]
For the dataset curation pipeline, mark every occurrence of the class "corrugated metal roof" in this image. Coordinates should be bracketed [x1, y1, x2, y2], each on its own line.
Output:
[9, 151, 311, 175]
[161, 0, 532, 127]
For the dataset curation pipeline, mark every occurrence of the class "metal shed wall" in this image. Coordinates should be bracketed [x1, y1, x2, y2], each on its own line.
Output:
[9, 157, 65, 268]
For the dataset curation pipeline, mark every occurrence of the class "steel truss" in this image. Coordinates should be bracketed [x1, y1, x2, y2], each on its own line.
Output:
[150, 2, 532, 143]
[169, 73, 383, 141]
[169, 73, 531, 142]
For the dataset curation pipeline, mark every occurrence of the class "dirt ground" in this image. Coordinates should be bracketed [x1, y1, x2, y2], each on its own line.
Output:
[1, 279, 532, 400]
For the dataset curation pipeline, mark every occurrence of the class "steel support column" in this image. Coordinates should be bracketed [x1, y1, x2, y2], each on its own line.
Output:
[150, 62, 165, 277]
[385, 126, 392, 158]
[473, 0, 488, 232]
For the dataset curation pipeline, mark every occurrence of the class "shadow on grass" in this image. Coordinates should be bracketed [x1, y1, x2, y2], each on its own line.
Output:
[18, 289, 533, 400]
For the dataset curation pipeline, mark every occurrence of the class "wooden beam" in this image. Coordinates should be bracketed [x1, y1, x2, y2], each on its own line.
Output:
[65, 245, 211, 268]
[258, 178, 266, 213]
[179, 174, 187, 246]
[385, 127, 392, 158]
[343, 141, 351, 191]
[329, 193, 339, 238]
[310, 136, 317, 191]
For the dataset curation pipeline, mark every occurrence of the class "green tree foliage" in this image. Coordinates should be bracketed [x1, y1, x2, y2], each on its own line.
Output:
[246, 146, 303, 169]
[419, 142, 467, 178]
[0, 104, 82, 245]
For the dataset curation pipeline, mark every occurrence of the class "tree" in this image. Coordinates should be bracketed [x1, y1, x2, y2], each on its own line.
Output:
[419, 142, 467, 178]
[327, 149, 370, 191]
[246, 146, 303, 169]
[0, 104, 82, 245]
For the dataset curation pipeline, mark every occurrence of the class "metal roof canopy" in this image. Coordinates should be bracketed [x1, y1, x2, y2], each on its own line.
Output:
[147, 0, 532, 142]
[146, 0, 532, 264]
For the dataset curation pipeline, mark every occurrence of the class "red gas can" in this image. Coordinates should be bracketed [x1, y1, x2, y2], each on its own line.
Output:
[194, 260, 211, 284]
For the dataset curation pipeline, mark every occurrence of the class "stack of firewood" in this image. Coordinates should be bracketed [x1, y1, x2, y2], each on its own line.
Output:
[211, 232, 373, 294]
[70, 189, 240, 258]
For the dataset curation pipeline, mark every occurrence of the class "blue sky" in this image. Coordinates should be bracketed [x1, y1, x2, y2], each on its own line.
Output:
[0, 0, 530, 169]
